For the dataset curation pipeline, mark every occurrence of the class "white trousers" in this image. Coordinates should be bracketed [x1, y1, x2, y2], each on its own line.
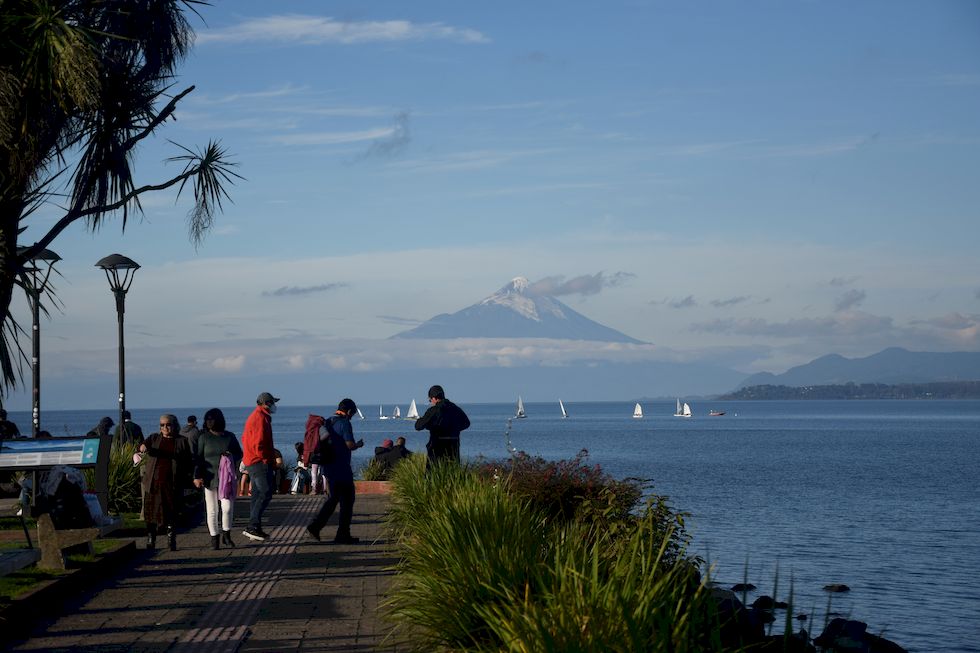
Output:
[203, 487, 234, 536]
[310, 463, 326, 493]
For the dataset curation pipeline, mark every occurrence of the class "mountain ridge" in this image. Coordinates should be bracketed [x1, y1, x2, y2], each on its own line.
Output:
[739, 347, 980, 388]
[392, 276, 645, 343]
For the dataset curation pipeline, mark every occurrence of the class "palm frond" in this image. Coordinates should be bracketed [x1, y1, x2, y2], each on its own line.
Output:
[168, 140, 243, 246]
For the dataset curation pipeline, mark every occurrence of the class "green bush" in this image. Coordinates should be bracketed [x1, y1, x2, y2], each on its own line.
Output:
[385, 462, 550, 651]
[358, 458, 387, 481]
[472, 449, 643, 524]
[384, 457, 717, 652]
[83, 441, 142, 514]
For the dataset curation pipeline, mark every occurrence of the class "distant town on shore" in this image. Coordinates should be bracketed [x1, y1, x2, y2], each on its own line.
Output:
[719, 381, 980, 400]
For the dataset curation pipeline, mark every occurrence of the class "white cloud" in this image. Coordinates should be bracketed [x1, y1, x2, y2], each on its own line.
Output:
[198, 15, 489, 46]
[212, 355, 246, 372]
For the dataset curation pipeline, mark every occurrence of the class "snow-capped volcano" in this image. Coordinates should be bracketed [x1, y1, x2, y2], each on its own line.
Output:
[392, 277, 645, 343]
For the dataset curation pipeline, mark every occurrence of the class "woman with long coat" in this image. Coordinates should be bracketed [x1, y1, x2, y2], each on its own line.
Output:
[192, 408, 243, 549]
[139, 413, 192, 551]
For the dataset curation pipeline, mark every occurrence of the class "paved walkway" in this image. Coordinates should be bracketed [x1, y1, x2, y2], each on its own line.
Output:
[1, 493, 405, 653]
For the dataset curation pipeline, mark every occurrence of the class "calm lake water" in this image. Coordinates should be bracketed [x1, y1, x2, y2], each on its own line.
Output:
[14, 399, 980, 652]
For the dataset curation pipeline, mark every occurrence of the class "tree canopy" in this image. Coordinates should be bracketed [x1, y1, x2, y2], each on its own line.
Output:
[0, 0, 239, 395]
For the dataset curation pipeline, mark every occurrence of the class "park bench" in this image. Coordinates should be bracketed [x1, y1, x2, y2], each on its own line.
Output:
[0, 435, 118, 570]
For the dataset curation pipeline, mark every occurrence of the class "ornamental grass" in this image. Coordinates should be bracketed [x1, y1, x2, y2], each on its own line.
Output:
[383, 455, 729, 652]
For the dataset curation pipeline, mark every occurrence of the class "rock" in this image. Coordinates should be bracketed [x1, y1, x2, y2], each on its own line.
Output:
[796, 614, 808, 621]
[752, 595, 789, 610]
[823, 583, 850, 592]
[813, 618, 905, 652]
[731, 582, 757, 592]
[709, 588, 765, 647]
[754, 630, 816, 653]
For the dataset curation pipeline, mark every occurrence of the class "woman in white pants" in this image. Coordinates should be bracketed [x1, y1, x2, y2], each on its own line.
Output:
[192, 408, 243, 549]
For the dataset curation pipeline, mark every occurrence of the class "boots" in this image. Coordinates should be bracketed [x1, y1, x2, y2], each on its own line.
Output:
[167, 525, 177, 551]
[221, 530, 235, 548]
[146, 524, 157, 550]
[211, 534, 220, 550]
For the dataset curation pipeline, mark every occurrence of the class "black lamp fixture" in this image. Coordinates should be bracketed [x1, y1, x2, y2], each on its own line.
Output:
[17, 246, 61, 437]
[95, 254, 140, 438]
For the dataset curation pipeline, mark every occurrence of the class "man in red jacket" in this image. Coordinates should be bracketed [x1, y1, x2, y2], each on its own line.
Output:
[241, 391, 279, 541]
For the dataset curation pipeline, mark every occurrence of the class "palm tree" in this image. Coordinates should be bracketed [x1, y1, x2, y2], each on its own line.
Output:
[0, 0, 240, 394]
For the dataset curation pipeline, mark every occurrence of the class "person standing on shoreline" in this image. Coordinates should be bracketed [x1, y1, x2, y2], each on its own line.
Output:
[415, 385, 470, 464]
[241, 392, 279, 542]
[306, 398, 364, 544]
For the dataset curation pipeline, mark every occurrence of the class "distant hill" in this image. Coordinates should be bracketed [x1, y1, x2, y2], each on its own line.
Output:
[739, 348, 980, 388]
[392, 277, 644, 343]
[721, 381, 980, 400]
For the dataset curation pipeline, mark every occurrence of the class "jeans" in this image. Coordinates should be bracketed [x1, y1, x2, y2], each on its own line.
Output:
[308, 479, 356, 539]
[246, 462, 274, 530]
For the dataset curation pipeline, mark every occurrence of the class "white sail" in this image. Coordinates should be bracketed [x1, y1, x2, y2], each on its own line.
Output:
[516, 396, 526, 418]
[379, 405, 388, 420]
[559, 399, 567, 419]
[675, 399, 693, 418]
[393, 406, 401, 419]
[633, 402, 643, 418]
[357, 408, 365, 420]
[406, 399, 420, 420]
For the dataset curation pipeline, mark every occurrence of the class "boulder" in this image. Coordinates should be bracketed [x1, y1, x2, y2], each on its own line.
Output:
[731, 582, 757, 592]
[823, 583, 851, 592]
[709, 587, 765, 648]
[752, 595, 789, 610]
[814, 618, 907, 653]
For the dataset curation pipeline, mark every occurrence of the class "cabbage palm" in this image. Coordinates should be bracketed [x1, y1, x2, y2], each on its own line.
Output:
[0, 0, 239, 393]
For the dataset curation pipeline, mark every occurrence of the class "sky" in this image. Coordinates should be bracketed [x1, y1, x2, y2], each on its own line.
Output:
[7, 0, 980, 410]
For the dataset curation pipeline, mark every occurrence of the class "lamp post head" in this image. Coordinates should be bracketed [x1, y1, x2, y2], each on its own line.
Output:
[96, 254, 140, 293]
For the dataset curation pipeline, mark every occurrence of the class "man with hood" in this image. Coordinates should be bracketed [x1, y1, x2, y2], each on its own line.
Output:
[415, 385, 470, 464]
[241, 392, 279, 542]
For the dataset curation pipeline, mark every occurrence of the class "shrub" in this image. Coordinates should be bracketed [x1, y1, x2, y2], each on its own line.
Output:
[385, 461, 550, 651]
[83, 441, 142, 514]
[472, 449, 644, 524]
[359, 458, 387, 481]
[384, 456, 714, 652]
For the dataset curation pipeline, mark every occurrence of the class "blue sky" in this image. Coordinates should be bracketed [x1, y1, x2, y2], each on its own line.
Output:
[8, 0, 980, 409]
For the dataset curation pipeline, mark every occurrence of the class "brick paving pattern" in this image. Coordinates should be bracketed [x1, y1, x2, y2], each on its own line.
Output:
[1, 493, 404, 653]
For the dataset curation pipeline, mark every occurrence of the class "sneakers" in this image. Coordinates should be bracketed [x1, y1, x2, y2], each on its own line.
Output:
[242, 527, 269, 542]
[305, 526, 321, 542]
[333, 535, 360, 545]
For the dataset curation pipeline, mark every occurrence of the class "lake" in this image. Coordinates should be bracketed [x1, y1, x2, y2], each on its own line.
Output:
[12, 399, 980, 652]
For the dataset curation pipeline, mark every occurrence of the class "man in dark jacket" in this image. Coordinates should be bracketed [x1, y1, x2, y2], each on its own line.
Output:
[415, 385, 470, 464]
[374, 436, 412, 478]
[113, 410, 144, 446]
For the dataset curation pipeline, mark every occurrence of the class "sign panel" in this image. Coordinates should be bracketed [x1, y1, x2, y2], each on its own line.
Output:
[0, 438, 100, 469]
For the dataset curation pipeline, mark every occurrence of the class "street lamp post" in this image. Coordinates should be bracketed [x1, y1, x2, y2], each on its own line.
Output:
[95, 254, 139, 512]
[17, 246, 61, 437]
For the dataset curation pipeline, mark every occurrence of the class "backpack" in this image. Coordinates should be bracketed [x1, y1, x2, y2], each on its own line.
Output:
[304, 414, 339, 466]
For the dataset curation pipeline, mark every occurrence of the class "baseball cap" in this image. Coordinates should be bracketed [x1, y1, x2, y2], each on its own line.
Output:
[256, 392, 280, 405]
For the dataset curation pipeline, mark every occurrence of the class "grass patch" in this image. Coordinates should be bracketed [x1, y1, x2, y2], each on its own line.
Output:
[0, 567, 66, 601]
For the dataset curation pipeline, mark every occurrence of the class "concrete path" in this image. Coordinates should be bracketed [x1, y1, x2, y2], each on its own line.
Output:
[1, 493, 406, 653]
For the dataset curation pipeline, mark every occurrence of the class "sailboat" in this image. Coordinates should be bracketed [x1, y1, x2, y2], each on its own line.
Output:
[406, 399, 420, 420]
[559, 399, 568, 419]
[515, 396, 527, 418]
[357, 407, 365, 419]
[392, 405, 402, 419]
[633, 403, 643, 419]
[379, 405, 389, 420]
[674, 399, 693, 418]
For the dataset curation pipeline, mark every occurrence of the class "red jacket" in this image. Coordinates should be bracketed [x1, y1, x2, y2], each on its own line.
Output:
[242, 404, 274, 466]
